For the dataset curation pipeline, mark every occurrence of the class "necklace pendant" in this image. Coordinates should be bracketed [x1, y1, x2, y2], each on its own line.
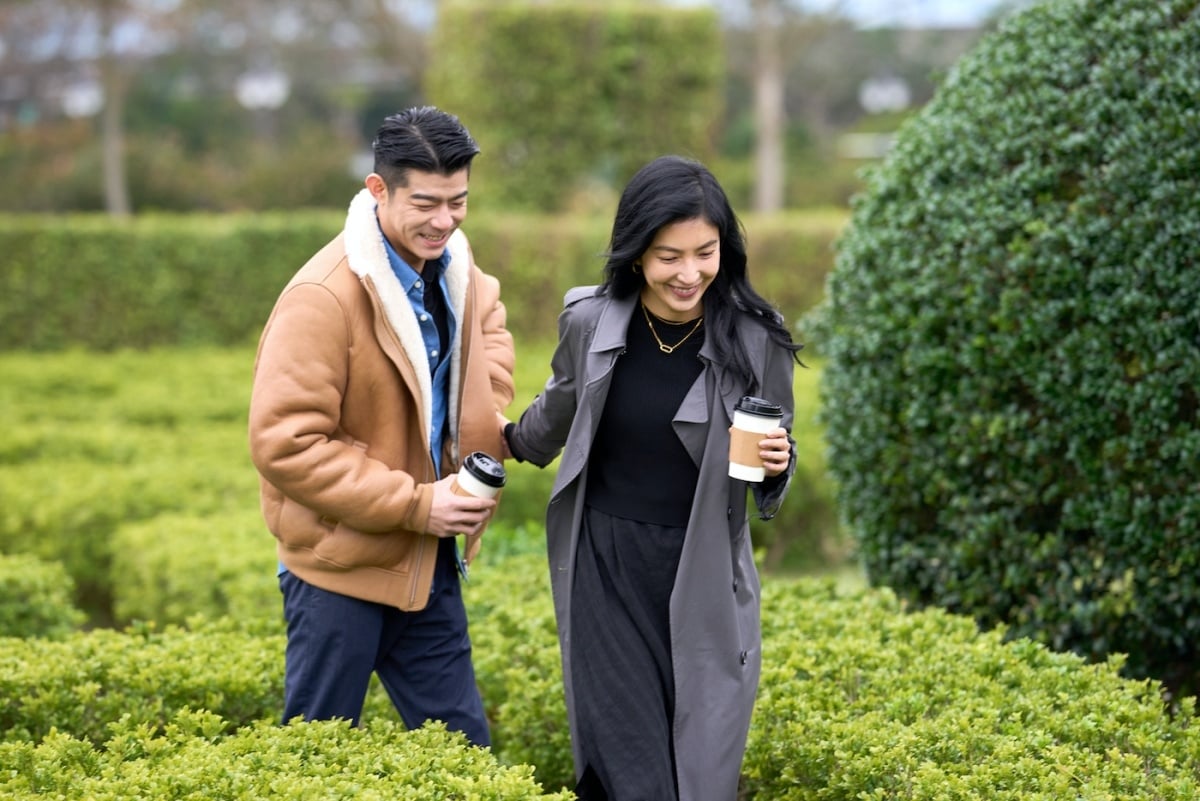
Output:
[658, 343, 674, 354]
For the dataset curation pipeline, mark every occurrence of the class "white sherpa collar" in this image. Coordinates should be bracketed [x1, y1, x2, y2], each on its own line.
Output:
[342, 188, 471, 448]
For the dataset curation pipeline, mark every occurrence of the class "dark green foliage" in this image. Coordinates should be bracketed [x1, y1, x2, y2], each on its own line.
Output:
[743, 579, 1200, 799]
[428, 1, 723, 212]
[811, 0, 1200, 696]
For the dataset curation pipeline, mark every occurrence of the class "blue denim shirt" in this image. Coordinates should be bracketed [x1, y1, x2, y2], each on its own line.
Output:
[380, 239, 457, 478]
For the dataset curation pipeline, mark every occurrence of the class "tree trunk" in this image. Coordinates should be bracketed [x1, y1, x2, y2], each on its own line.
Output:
[752, 0, 785, 213]
[99, 0, 131, 217]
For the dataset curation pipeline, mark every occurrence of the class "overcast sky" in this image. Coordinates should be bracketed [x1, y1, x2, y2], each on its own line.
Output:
[816, 0, 999, 27]
[662, 0, 1025, 29]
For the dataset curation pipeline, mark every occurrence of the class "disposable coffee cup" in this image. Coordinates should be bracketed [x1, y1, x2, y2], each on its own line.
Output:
[452, 451, 507, 500]
[452, 451, 506, 566]
[728, 396, 783, 482]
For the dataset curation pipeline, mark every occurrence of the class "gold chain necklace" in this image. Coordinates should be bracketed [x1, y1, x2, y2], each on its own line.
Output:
[641, 303, 704, 354]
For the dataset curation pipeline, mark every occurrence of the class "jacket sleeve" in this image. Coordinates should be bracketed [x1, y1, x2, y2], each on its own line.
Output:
[248, 280, 432, 534]
[506, 299, 587, 468]
[473, 268, 516, 415]
[752, 338, 797, 521]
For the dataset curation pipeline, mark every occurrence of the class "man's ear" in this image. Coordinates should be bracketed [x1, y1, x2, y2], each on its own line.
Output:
[364, 173, 387, 201]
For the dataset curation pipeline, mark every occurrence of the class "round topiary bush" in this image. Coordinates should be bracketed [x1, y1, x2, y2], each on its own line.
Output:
[812, 0, 1200, 698]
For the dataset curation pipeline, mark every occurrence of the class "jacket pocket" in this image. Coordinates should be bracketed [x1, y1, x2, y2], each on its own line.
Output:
[311, 521, 422, 571]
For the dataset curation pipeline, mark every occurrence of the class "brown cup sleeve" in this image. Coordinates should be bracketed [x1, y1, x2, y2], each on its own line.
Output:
[729, 427, 764, 467]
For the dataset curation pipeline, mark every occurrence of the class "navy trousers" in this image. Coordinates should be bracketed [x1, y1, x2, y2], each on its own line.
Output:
[279, 537, 490, 746]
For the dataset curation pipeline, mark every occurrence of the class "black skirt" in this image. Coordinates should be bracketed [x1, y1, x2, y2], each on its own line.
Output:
[570, 505, 687, 801]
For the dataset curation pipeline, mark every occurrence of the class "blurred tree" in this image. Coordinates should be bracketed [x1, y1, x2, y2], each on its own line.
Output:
[427, 1, 723, 213]
[0, 0, 427, 213]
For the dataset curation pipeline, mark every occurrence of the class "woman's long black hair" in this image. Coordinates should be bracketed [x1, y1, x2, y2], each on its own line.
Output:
[600, 155, 803, 391]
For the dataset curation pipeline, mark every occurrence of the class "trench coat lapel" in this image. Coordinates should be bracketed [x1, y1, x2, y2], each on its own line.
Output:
[673, 360, 709, 469]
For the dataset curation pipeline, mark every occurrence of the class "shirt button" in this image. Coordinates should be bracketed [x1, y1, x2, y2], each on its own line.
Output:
[415, 279, 423, 289]
[431, 350, 439, 359]
[420, 314, 428, 322]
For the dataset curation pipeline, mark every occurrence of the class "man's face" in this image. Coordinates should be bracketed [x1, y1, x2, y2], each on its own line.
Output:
[368, 168, 470, 269]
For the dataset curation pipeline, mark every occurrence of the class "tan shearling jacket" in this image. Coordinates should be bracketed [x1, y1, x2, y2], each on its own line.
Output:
[248, 189, 515, 610]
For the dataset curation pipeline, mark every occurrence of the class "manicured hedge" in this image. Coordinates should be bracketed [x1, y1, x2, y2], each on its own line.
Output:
[811, 0, 1200, 697]
[0, 209, 840, 351]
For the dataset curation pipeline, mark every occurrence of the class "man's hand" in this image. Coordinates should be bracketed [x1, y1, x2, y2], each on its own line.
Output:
[424, 474, 497, 538]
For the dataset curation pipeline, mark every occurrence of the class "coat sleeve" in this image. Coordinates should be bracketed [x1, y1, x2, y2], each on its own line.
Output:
[506, 299, 589, 468]
[751, 339, 798, 521]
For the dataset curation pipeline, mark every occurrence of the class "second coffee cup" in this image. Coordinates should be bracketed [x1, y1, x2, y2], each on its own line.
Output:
[728, 396, 783, 482]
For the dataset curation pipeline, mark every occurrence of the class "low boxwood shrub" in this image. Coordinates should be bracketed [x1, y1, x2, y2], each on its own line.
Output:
[0, 553, 85, 639]
[743, 579, 1200, 799]
[810, 0, 1200, 696]
[465, 552, 573, 793]
[0, 620, 283, 745]
[0, 711, 573, 800]
[110, 509, 281, 630]
[4, 565, 1196, 797]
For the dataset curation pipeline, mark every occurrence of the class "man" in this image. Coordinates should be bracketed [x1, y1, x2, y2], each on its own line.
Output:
[248, 106, 514, 746]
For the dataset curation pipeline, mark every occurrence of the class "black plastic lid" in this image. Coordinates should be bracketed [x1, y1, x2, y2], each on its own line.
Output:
[735, 395, 782, 417]
[463, 451, 507, 487]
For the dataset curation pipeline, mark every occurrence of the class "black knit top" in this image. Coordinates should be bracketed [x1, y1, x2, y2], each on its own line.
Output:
[584, 307, 706, 527]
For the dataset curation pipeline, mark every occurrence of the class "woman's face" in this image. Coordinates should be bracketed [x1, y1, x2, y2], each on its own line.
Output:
[637, 217, 720, 322]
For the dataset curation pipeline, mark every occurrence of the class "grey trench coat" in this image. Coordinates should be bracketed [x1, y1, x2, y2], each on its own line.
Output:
[509, 287, 796, 801]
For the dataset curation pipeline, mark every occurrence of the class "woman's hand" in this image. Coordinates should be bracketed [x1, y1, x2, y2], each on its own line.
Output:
[760, 428, 791, 478]
[498, 417, 513, 460]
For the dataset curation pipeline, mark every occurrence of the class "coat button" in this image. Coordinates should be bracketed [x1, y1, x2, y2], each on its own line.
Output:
[739, 650, 748, 665]
[732, 580, 739, 593]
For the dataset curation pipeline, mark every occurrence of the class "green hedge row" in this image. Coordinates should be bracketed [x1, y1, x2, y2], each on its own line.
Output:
[3, 561, 1196, 798]
[0, 209, 840, 351]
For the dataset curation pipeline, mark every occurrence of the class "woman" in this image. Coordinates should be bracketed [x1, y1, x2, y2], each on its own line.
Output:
[503, 155, 803, 801]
